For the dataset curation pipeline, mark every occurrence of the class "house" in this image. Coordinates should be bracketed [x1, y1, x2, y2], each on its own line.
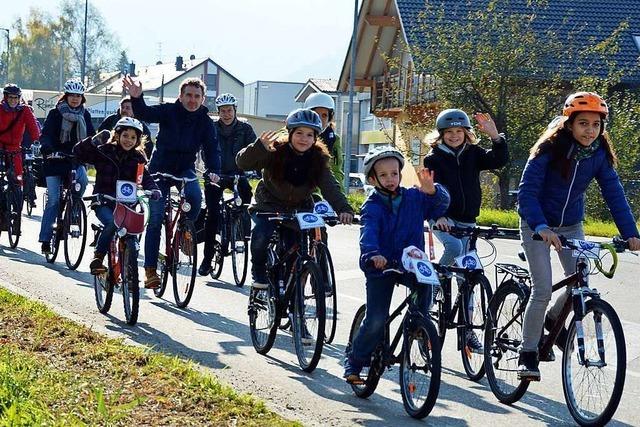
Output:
[89, 55, 244, 112]
[338, 0, 640, 168]
[243, 80, 304, 120]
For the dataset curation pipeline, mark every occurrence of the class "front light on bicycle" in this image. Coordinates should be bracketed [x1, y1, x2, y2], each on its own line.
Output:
[182, 201, 191, 212]
[74, 183, 81, 192]
[117, 228, 128, 237]
[235, 197, 242, 207]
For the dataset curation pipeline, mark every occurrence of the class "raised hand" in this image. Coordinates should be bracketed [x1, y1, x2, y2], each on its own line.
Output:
[473, 112, 500, 140]
[122, 75, 142, 98]
[418, 168, 436, 195]
[258, 130, 280, 152]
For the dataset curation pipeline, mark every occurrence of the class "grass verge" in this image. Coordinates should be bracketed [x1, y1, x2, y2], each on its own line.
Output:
[0, 288, 298, 427]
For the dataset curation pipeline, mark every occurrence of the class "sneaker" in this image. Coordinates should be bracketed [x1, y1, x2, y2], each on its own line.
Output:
[465, 330, 484, 354]
[198, 258, 212, 276]
[251, 281, 269, 290]
[41, 242, 51, 254]
[144, 267, 161, 289]
[89, 252, 107, 275]
[343, 358, 364, 384]
[538, 335, 556, 362]
[517, 351, 540, 381]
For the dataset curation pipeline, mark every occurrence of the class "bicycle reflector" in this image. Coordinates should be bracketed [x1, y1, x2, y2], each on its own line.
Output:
[182, 201, 191, 212]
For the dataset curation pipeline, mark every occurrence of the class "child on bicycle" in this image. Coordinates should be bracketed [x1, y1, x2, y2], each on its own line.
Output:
[73, 117, 160, 276]
[344, 146, 450, 384]
[235, 108, 354, 289]
[517, 92, 640, 381]
[423, 109, 508, 352]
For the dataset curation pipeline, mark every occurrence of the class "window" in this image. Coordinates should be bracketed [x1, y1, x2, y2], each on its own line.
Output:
[203, 74, 217, 91]
[634, 35, 640, 52]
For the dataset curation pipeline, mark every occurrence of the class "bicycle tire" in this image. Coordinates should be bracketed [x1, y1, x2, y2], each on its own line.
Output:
[94, 246, 114, 314]
[23, 174, 35, 217]
[248, 281, 280, 355]
[400, 316, 441, 419]
[6, 188, 22, 248]
[45, 214, 62, 264]
[154, 221, 171, 298]
[348, 304, 383, 398]
[316, 243, 337, 344]
[459, 274, 492, 381]
[292, 261, 325, 372]
[562, 298, 626, 426]
[484, 280, 530, 404]
[429, 280, 448, 345]
[63, 198, 87, 270]
[230, 214, 249, 287]
[172, 219, 197, 308]
[122, 239, 140, 326]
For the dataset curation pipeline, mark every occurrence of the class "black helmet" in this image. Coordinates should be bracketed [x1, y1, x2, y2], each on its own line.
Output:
[3, 84, 21, 97]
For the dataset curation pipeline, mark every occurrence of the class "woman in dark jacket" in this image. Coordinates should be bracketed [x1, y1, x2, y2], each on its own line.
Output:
[38, 79, 95, 254]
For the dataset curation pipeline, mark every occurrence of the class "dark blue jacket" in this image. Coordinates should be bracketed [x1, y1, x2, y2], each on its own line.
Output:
[518, 136, 639, 239]
[131, 96, 220, 175]
[359, 185, 450, 277]
[40, 107, 95, 177]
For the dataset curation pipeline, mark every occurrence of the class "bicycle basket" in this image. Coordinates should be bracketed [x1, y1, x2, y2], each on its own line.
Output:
[113, 202, 145, 235]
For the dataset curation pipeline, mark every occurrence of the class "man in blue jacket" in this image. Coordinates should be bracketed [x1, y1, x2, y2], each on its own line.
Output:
[123, 75, 221, 288]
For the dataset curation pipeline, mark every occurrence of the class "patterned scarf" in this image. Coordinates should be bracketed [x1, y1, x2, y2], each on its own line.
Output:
[57, 101, 87, 143]
[573, 137, 601, 162]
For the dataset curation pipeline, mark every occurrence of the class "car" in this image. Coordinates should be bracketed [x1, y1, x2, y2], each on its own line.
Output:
[349, 173, 374, 195]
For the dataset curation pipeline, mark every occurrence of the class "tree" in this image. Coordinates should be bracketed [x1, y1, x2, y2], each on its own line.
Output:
[391, 0, 638, 209]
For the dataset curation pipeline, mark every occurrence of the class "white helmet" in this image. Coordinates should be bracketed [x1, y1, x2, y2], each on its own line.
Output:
[63, 79, 85, 95]
[215, 93, 238, 110]
[115, 117, 144, 134]
[304, 92, 335, 111]
[363, 146, 405, 177]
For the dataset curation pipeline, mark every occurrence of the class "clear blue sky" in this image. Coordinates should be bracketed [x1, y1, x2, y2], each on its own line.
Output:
[3, 0, 360, 84]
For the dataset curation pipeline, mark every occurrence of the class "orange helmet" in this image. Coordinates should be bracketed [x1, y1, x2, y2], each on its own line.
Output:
[563, 92, 608, 118]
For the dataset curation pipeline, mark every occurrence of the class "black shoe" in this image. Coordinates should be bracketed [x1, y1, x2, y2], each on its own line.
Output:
[198, 258, 212, 276]
[41, 242, 51, 254]
[545, 314, 568, 353]
[517, 351, 540, 381]
[538, 335, 556, 362]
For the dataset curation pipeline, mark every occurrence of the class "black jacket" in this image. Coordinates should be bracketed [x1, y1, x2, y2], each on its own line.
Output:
[98, 111, 154, 159]
[215, 119, 256, 174]
[423, 136, 508, 222]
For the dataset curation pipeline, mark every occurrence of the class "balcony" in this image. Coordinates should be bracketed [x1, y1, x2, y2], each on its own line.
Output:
[371, 71, 438, 119]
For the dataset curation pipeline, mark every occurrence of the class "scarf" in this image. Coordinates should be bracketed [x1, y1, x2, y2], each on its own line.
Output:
[1, 100, 23, 113]
[573, 137, 601, 162]
[57, 101, 87, 144]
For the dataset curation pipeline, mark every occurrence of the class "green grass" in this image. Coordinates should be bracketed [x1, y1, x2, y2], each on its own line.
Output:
[0, 288, 298, 427]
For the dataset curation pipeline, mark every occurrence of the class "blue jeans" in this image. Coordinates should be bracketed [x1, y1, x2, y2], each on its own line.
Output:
[144, 169, 202, 268]
[94, 205, 117, 255]
[346, 274, 430, 372]
[38, 166, 88, 242]
[431, 218, 475, 267]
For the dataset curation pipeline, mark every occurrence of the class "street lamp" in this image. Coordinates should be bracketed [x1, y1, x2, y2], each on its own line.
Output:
[0, 27, 9, 82]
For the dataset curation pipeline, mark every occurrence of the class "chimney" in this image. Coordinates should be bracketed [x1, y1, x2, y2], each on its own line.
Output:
[175, 55, 184, 71]
[189, 54, 196, 60]
[128, 62, 136, 76]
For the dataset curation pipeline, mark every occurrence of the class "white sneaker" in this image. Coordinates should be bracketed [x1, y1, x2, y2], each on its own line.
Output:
[251, 281, 269, 290]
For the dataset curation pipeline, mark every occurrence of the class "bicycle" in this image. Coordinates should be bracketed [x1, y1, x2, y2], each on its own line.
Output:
[207, 174, 250, 287]
[21, 147, 38, 217]
[428, 224, 520, 381]
[85, 192, 148, 325]
[0, 150, 24, 248]
[151, 172, 199, 308]
[247, 211, 327, 372]
[484, 234, 631, 426]
[347, 258, 442, 419]
[42, 152, 88, 270]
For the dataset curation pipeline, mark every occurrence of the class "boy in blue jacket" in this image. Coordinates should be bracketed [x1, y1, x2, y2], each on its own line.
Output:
[344, 146, 449, 384]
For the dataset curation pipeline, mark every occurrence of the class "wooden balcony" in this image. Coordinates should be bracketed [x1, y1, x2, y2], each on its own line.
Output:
[371, 72, 438, 119]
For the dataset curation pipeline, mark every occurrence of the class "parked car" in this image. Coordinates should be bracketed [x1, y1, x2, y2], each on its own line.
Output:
[349, 173, 374, 195]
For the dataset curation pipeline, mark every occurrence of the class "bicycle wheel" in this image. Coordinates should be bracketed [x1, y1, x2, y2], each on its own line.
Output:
[484, 280, 530, 404]
[6, 188, 22, 249]
[230, 214, 249, 287]
[292, 260, 326, 372]
[63, 198, 87, 270]
[315, 243, 337, 344]
[154, 221, 170, 298]
[562, 298, 626, 426]
[121, 239, 140, 326]
[208, 239, 224, 279]
[348, 304, 382, 398]
[172, 219, 197, 308]
[459, 274, 492, 381]
[94, 248, 114, 314]
[248, 281, 280, 354]
[23, 174, 35, 217]
[400, 317, 441, 419]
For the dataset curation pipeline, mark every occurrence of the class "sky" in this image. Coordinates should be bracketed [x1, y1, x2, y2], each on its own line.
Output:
[3, 0, 360, 84]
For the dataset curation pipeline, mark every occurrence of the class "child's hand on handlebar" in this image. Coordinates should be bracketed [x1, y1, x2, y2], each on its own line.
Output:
[339, 212, 353, 225]
[628, 237, 640, 251]
[539, 228, 562, 251]
[434, 216, 450, 231]
[207, 171, 220, 184]
[370, 255, 387, 270]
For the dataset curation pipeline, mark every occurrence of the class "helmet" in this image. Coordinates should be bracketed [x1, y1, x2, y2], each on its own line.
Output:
[115, 117, 144, 134]
[363, 146, 405, 177]
[63, 79, 85, 95]
[436, 109, 471, 130]
[3, 84, 21, 97]
[304, 92, 335, 111]
[285, 108, 323, 134]
[563, 92, 608, 118]
[215, 93, 238, 109]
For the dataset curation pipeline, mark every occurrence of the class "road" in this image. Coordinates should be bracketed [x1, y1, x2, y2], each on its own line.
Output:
[1, 191, 639, 426]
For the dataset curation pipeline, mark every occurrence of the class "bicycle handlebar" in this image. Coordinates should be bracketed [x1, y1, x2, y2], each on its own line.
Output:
[430, 224, 520, 240]
[45, 152, 75, 160]
[256, 211, 359, 225]
[150, 172, 198, 183]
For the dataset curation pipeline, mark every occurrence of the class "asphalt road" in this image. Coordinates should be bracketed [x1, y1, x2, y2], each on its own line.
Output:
[1, 190, 639, 426]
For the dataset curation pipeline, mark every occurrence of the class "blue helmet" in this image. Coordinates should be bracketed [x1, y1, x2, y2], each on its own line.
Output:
[285, 108, 323, 134]
[436, 109, 471, 130]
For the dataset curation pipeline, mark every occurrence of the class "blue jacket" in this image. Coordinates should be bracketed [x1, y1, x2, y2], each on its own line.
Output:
[131, 96, 220, 175]
[359, 185, 450, 277]
[518, 136, 639, 239]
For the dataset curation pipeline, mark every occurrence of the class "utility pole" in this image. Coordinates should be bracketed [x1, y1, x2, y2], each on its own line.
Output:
[343, 0, 358, 192]
[0, 28, 9, 83]
[81, 0, 88, 84]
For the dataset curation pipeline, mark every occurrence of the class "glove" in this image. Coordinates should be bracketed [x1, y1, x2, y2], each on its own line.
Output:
[207, 171, 220, 184]
[92, 129, 111, 146]
[150, 189, 162, 201]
